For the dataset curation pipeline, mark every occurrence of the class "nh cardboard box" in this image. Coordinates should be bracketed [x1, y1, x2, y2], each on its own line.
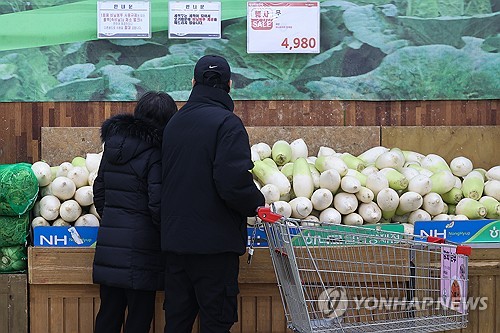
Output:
[414, 219, 500, 246]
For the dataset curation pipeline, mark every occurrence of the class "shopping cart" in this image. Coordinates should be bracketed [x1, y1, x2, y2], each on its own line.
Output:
[252, 207, 472, 333]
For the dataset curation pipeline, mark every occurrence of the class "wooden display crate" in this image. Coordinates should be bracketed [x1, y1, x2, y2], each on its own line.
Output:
[0, 273, 28, 333]
[28, 246, 500, 333]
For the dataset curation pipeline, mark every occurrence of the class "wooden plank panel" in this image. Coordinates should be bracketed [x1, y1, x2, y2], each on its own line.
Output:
[0, 274, 28, 333]
[381, 126, 500, 169]
[478, 276, 495, 333]
[63, 297, 79, 333]
[28, 247, 95, 285]
[79, 296, 96, 333]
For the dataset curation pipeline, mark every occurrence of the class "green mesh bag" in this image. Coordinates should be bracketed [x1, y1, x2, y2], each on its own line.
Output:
[0, 163, 39, 216]
[0, 244, 27, 273]
[0, 213, 30, 247]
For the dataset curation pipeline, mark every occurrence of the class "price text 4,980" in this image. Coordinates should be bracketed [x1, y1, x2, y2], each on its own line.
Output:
[281, 37, 317, 50]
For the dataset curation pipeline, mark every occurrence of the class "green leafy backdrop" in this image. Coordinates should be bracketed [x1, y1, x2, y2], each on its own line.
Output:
[0, 0, 498, 101]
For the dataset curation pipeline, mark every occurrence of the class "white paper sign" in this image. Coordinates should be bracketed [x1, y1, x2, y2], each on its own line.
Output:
[169, 1, 221, 39]
[97, 1, 151, 38]
[247, 1, 320, 54]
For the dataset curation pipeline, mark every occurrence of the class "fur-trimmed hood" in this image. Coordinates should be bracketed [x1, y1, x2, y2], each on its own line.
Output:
[100, 114, 162, 165]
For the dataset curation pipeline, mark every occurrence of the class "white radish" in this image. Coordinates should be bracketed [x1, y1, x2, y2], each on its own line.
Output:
[319, 169, 341, 193]
[56, 162, 74, 177]
[89, 204, 100, 219]
[486, 166, 500, 181]
[75, 214, 100, 226]
[378, 168, 408, 191]
[429, 170, 456, 194]
[396, 191, 423, 215]
[355, 186, 374, 203]
[261, 184, 281, 204]
[408, 209, 431, 225]
[422, 192, 445, 216]
[455, 198, 487, 219]
[292, 157, 314, 198]
[290, 138, 308, 161]
[484, 180, 500, 201]
[408, 174, 432, 196]
[39, 195, 61, 221]
[340, 175, 361, 194]
[361, 165, 379, 177]
[252, 142, 272, 160]
[59, 199, 82, 222]
[67, 166, 89, 188]
[358, 202, 382, 224]
[421, 154, 451, 173]
[315, 155, 348, 176]
[357, 146, 389, 164]
[310, 188, 333, 211]
[317, 146, 336, 157]
[402, 150, 425, 164]
[31, 161, 52, 186]
[50, 176, 77, 200]
[272, 140, 292, 166]
[289, 197, 313, 219]
[272, 201, 292, 218]
[400, 167, 420, 181]
[333, 192, 358, 215]
[52, 218, 71, 226]
[252, 160, 291, 196]
[32, 216, 50, 227]
[85, 152, 102, 173]
[74, 186, 94, 207]
[343, 212, 364, 226]
[450, 156, 473, 177]
[365, 172, 389, 197]
[375, 149, 405, 171]
[319, 208, 342, 224]
[376, 188, 400, 219]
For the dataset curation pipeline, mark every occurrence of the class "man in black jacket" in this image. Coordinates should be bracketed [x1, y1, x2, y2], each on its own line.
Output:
[161, 55, 265, 333]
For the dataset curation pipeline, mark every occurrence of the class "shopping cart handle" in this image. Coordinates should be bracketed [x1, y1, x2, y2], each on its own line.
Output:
[257, 207, 283, 223]
[427, 236, 446, 244]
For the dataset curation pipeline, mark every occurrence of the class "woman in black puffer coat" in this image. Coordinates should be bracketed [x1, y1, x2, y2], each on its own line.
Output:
[92, 91, 177, 333]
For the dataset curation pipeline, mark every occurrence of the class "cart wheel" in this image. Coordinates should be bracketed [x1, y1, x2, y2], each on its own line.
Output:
[317, 286, 349, 319]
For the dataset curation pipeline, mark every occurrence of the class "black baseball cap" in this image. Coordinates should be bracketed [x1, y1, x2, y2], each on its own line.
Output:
[194, 55, 231, 84]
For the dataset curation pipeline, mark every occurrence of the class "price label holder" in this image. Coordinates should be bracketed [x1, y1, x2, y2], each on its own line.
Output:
[247, 1, 320, 54]
[97, 0, 151, 39]
[169, 1, 222, 39]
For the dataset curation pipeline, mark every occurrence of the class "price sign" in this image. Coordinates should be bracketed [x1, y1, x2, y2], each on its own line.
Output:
[440, 246, 468, 314]
[247, 1, 320, 54]
[169, 1, 221, 39]
[97, 1, 151, 38]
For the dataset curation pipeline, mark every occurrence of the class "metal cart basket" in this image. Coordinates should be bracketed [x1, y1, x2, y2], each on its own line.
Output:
[254, 207, 472, 333]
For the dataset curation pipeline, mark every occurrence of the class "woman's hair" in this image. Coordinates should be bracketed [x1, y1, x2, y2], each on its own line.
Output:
[134, 91, 178, 129]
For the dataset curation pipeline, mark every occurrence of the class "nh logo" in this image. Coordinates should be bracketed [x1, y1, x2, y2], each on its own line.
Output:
[419, 230, 447, 239]
[39, 235, 68, 246]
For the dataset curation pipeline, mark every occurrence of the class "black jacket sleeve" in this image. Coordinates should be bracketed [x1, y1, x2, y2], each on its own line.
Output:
[213, 116, 265, 217]
[92, 159, 106, 218]
[147, 150, 162, 229]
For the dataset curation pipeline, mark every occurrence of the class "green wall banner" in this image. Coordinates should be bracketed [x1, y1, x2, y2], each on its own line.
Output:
[0, 0, 499, 101]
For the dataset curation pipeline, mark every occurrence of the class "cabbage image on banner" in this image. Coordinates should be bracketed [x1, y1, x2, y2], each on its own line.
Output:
[0, 0, 499, 101]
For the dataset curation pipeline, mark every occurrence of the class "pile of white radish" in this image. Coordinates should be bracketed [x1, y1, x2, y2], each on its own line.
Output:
[250, 139, 500, 234]
[30, 152, 103, 228]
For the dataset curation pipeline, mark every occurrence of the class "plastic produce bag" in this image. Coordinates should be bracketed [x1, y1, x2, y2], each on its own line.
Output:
[0, 213, 30, 247]
[0, 163, 39, 216]
[0, 245, 27, 273]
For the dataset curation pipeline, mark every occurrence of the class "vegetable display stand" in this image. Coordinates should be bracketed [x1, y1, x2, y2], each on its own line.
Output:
[0, 273, 28, 333]
[27, 245, 500, 333]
